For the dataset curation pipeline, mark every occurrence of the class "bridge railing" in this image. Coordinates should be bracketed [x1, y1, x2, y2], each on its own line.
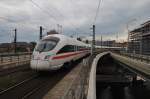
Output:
[61, 56, 95, 99]
[0, 52, 32, 66]
[119, 52, 150, 63]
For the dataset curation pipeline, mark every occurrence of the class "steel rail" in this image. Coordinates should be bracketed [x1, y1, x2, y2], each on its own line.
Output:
[0, 74, 39, 95]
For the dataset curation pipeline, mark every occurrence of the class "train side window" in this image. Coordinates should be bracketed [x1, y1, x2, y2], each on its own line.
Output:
[57, 45, 75, 54]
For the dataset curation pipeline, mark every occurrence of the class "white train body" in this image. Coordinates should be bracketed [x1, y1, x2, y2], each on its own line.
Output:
[30, 34, 90, 70]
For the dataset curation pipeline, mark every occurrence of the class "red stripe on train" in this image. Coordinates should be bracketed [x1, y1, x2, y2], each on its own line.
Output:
[52, 50, 88, 60]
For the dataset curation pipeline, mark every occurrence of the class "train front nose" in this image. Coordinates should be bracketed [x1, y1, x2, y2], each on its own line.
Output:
[30, 60, 50, 70]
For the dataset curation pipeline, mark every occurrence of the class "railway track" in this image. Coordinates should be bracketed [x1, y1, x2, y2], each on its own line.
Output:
[0, 60, 81, 99]
[0, 74, 39, 94]
[0, 74, 40, 99]
[0, 64, 30, 76]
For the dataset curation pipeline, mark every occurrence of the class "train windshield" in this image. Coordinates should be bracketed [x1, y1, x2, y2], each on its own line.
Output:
[35, 37, 59, 52]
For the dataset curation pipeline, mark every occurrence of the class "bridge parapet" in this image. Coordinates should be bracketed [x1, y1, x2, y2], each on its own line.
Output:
[111, 52, 150, 81]
[87, 52, 110, 99]
[118, 52, 150, 63]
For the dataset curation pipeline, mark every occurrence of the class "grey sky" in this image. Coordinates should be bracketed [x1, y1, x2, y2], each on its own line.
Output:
[0, 0, 150, 43]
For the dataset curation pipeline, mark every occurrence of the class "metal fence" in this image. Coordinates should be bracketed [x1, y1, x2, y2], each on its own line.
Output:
[61, 56, 95, 99]
[0, 52, 32, 68]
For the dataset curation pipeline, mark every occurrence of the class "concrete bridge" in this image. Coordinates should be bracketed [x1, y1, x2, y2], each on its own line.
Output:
[0, 51, 150, 99]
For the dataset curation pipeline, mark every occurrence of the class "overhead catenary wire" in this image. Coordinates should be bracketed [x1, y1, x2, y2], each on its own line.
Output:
[30, 0, 73, 33]
[0, 1, 57, 42]
[30, 0, 88, 36]
[29, 0, 57, 22]
[0, 16, 38, 28]
[68, 0, 91, 36]
[0, 17, 16, 23]
[93, 0, 102, 25]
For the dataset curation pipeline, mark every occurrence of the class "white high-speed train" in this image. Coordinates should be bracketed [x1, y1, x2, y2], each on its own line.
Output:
[30, 34, 90, 71]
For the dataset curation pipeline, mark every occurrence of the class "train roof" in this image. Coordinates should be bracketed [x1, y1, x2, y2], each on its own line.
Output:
[43, 34, 87, 46]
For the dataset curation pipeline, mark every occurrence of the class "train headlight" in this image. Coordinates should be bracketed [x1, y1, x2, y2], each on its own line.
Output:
[44, 55, 51, 60]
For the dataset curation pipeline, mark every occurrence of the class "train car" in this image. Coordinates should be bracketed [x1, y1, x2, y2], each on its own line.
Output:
[30, 34, 90, 71]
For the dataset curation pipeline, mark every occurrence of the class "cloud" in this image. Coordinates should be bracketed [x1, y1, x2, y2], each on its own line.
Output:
[0, 0, 150, 43]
